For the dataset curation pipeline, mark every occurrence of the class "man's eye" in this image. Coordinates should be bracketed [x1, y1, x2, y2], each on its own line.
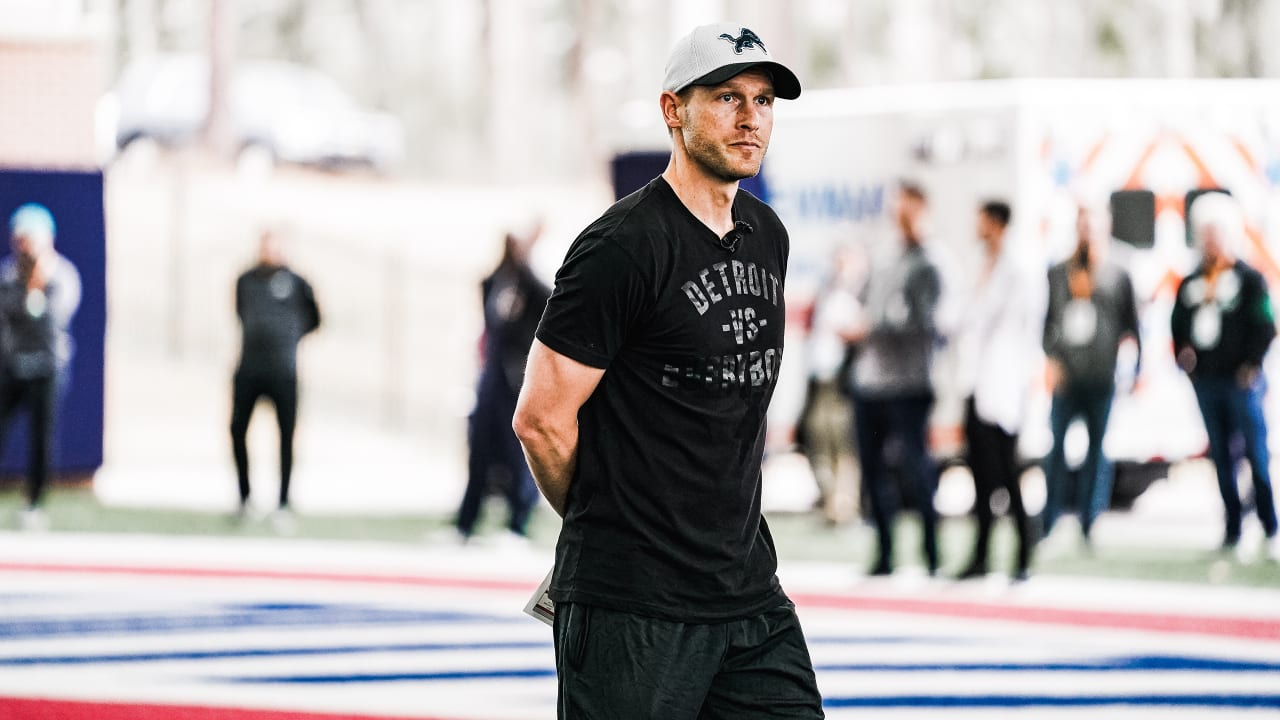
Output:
[720, 93, 735, 102]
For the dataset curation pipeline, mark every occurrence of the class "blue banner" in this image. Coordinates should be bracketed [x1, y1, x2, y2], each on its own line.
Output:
[0, 169, 106, 477]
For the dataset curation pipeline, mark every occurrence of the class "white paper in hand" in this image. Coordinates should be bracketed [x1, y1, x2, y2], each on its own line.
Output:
[523, 568, 555, 627]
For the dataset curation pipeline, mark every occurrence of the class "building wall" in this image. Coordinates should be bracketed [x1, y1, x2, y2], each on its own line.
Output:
[0, 36, 105, 169]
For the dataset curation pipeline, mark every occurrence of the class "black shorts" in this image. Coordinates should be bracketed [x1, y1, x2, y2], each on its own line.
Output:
[552, 600, 824, 719]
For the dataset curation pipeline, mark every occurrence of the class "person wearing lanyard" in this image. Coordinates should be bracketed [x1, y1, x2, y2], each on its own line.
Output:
[1041, 202, 1141, 552]
[1173, 192, 1278, 561]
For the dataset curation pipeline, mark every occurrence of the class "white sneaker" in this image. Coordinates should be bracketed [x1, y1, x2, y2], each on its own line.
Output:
[268, 508, 297, 536]
[1269, 535, 1280, 563]
[425, 527, 469, 547]
[18, 507, 49, 532]
[1038, 518, 1081, 559]
[480, 530, 532, 553]
[1237, 522, 1264, 564]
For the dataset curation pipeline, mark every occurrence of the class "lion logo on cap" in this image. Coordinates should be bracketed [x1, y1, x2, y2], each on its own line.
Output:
[719, 28, 767, 55]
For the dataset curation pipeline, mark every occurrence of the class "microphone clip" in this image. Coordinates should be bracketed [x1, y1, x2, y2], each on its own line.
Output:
[719, 220, 754, 253]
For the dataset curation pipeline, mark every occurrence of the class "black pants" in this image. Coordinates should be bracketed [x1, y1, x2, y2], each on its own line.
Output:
[457, 372, 539, 537]
[852, 394, 939, 572]
[0, 375, 57, 508]
[963, 397, 1031, 573]
[553, 601, 824, 719]
[230, 369, 297, 508]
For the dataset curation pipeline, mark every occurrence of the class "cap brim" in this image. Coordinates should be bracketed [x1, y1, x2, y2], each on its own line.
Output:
[689, 61, 801, 100]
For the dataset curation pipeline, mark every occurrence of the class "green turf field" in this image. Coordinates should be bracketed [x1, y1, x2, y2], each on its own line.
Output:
[1, 486, 1275, 588]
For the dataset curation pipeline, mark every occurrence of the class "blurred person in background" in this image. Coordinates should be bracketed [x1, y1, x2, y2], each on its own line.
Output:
[231, 229, 320, 532]
[796, 244, 863, 525]
[843, 181, 942, 577]
[450, 226, 549, 546]
[1172, 192, 1279, 561]
[1040, 202, 1140, 553]
[514, 23, 823, 718]
[0, 203, 81, 531]
[955, 200, 1042, 581]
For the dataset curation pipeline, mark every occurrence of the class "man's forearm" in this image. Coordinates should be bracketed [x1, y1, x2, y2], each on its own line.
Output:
[517, 422, 579, 517]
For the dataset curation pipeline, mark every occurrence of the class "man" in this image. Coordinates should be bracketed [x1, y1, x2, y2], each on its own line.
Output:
[1041, 202, 1140, 550]
[231, 229, 320, 530]
[1172, 192, 1278, 560]
[513, 23, 823, 718]
[0, 203, 81, 531]
[843, 181, 941, 577]
[955, 201, 1041, 581]
[453, 228, 550, 545]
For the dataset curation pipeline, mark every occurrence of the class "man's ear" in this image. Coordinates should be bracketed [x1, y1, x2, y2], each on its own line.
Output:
[660, 90, 683, 133]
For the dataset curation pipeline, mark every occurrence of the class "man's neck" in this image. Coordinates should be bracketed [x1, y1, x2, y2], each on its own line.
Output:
[662, 155, 739, 237]
[985, 233, 1003, 261]
[1205, 256, 1234, 278]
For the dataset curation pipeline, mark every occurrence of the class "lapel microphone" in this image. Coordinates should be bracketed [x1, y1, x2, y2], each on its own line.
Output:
[719, 220, 754, 253]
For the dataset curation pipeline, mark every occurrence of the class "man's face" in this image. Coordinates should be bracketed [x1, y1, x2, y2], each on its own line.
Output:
[1199, 224, 1225, 268]
[896, 191, 925, 240]
[259, 232, 284, 266]
[10, 230, 49, 261]
[1075, 205, 1108, 252]
[976, 211, 997, 245]
[675, 69, 775, 182]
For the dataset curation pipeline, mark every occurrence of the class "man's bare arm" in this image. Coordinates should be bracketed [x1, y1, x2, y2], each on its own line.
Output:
[512, 339, 605, 517]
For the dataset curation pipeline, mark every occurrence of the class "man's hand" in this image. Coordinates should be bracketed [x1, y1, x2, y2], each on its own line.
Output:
[1238, 364, 1260, 390]
[26, 252, 51, 292]
[838, 314, 869, 344]
[1045, 358, 1064, 393]
[1176, 346, 1197, 374]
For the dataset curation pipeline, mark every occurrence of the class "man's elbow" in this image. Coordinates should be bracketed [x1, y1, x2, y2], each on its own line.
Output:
[511, 401, 544, 448]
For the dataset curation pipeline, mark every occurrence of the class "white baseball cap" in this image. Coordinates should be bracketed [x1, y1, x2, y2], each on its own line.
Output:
[663, 23, 801, 100]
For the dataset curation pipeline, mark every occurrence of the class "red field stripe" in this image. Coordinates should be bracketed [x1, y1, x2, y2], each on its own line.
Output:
[3, 560, 1278, 642]
[0, 561, 537, 593]
[790, 591, 1280, 642]
[0, 697, 465, 720]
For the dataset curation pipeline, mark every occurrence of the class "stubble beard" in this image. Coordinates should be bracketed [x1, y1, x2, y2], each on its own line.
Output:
[681, 125, 763, 183]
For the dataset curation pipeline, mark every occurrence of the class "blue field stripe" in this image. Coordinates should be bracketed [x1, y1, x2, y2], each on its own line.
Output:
[823, 694, 1280, 709]
[815, 656, 1280, 673]
[0, 640, 552, 666]
[218, 654, 1280, 685]
[806, 635, 958, 645]
[224, 668, 558, 683]
[0, 635, 957, 667]
[0, 604, 516, 639]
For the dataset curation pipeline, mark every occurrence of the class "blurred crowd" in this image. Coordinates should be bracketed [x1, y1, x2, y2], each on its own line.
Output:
[427, 178, 1280, 580]
[7, 181, 1279, 578]
[793, 183, 1280, 579]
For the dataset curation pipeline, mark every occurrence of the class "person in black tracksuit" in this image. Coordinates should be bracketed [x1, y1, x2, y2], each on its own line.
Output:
[454, 230, 550, 541]
[231, 231, 320, 516]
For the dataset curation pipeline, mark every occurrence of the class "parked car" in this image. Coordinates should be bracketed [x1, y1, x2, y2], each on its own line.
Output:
[107, 54, 405, 172]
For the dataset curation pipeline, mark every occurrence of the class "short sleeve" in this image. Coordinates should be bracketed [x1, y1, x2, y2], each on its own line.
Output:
[536, 233, 649, 369]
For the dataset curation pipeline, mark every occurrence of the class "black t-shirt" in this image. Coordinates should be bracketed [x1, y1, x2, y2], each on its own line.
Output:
[236, 265, 321, 375]
[481, 264, 552, 393]
[1172, 260, 1276, 378]
[536, 176, 789, 623]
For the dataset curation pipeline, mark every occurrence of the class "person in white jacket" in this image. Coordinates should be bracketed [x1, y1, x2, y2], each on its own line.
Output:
[955, 200, 1044, 581]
